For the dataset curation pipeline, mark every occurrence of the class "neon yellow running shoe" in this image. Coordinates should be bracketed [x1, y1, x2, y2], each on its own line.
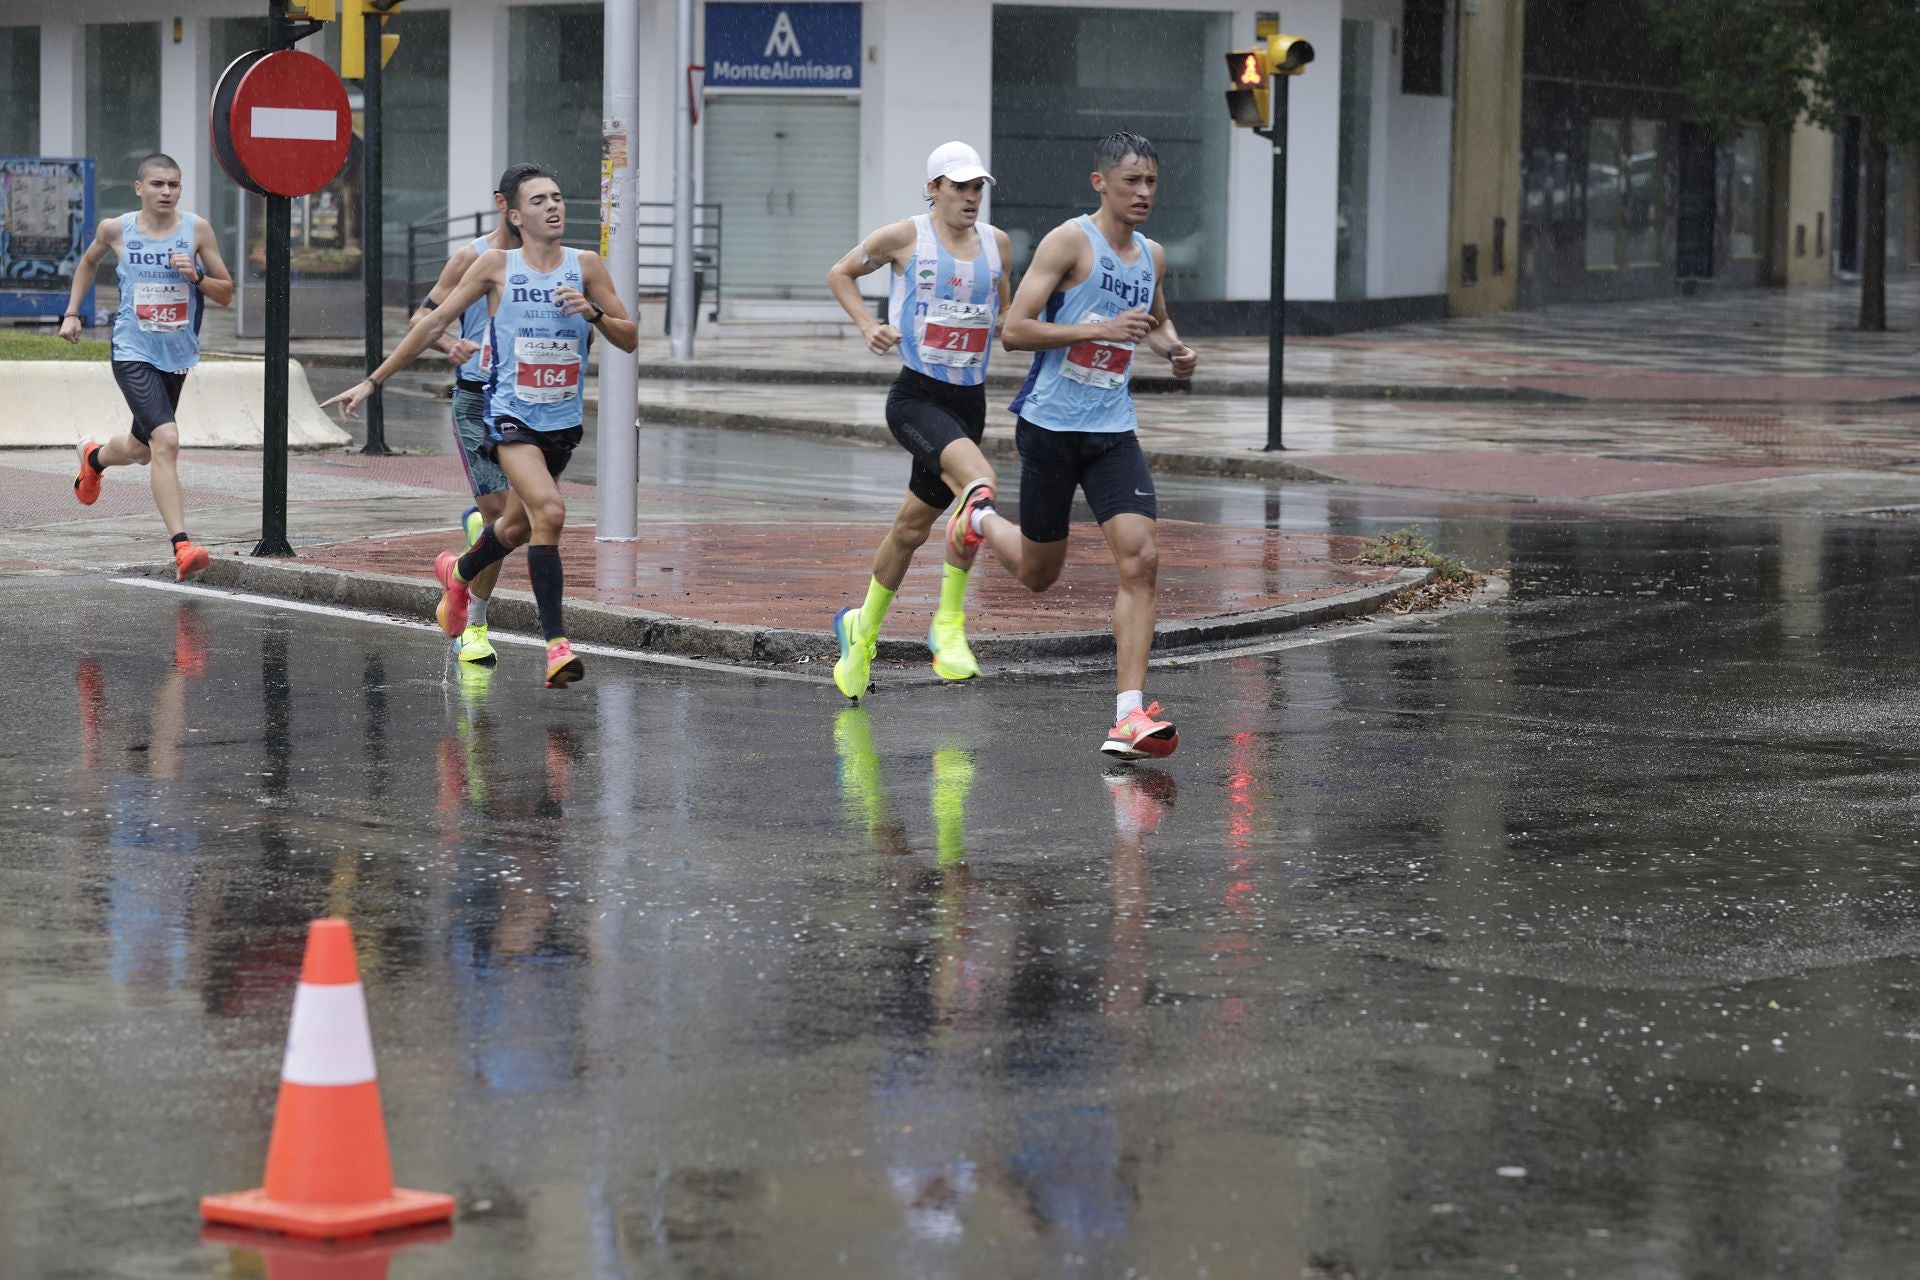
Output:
[927, 613, 979, 682]
[462, 505, 484, 548]
[832, 605, 876, 702]
[456, 623, 496, 664]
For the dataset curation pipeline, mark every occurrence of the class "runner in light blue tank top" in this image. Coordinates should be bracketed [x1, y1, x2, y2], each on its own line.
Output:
[825, 142, 1016, 700]
[405, 169, 533, 666]
[969, 132, 1201, 761]
[487, 246, 592, 433]
[60, 153, 235, 581]
[323, 166, 638, 690]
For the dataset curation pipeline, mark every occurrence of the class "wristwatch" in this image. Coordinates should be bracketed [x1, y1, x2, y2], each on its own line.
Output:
[588, 304, 606, 324]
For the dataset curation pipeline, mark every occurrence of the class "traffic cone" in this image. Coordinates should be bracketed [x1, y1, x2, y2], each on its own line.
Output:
[201, 918, 456, 1240]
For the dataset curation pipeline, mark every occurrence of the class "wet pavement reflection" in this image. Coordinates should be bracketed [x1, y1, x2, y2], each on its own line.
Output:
[6, 507, 1920, 1277]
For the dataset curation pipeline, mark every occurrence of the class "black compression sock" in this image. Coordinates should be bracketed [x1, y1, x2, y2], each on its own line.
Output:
[526, 544, 566, 641]
[171, 532, 189, 546]
[456, 524, 512, 582]
[87, 447, 107, 472]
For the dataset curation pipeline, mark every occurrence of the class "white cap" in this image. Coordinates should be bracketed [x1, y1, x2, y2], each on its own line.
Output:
[926, 141, 995, 186]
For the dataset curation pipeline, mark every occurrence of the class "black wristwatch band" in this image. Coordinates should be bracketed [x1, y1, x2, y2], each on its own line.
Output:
[589, 304, 606, 323]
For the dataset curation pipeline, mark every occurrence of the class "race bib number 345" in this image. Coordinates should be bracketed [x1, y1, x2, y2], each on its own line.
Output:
[514, 337, 581, 404]
[135, 282, 190, 333]
[1062, 312, 1132, 391]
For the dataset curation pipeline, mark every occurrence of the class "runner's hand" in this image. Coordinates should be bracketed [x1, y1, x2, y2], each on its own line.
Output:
[1168, 342, 1198, 380]
[865, 323, 901, 357]
[447, 338, 481, 364]
[58, 315, 83, 344]
[170, 251, 200, 283]
[320, 379, 376, 422]
[1097, 308, 1152, 344]
[553, 285, 596, 318]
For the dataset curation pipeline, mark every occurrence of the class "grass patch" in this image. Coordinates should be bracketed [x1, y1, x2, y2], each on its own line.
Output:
[0, 329, 112, 362]
[1353, 526, 1469, 582]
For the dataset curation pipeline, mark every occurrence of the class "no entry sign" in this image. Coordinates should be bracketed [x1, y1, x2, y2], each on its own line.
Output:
[211, 50, 351, 198]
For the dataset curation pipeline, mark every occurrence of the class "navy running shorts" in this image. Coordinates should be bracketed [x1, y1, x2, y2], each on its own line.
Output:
[1014, 418, 1156, 544]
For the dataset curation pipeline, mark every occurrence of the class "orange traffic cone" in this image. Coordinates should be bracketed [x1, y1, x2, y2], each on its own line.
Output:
[201, 918, 456, 1240]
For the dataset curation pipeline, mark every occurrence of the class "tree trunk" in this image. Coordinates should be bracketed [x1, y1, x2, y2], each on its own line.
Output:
[1860, 130, 1888, 332]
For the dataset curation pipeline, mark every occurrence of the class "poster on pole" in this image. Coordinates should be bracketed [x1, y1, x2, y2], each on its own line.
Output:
[0, 158, 97, 322]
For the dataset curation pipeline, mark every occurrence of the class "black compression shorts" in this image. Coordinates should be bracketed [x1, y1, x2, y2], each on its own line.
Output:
[111, 360, 188, 445]
[1014, 418, 1157, 543]
[886, 368, 988, 511]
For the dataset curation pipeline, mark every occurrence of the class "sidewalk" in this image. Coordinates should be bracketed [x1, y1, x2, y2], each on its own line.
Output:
[199, 275, 1920, 405]
[0, 446, 1431, 670]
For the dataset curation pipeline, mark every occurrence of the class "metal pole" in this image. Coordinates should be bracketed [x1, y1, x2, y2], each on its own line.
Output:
[669, 0, 696, 361]
[360, 6, 390, 454]
[596, 0, 640, 540]
[1264, 74, 1288, 452]
[255, 5, 296, 557]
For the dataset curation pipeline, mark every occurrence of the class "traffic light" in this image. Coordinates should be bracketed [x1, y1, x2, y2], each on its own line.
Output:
[1225, 48, 1270, 129]
[1269, 35, 1315, 76]
[341, 0, 402, 80]
[279, 0, 337, 18]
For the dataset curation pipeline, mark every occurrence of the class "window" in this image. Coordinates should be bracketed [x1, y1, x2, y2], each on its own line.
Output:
[1728, 126, 1766, 260]
[1625, 118, 1665, 266]
[0, 27, 40, 155]
[1402, 0, 1447, 97]
[1586, 118, 1622, 269]
[510, 6, 604, 211]
[86, 23, 160, 199]
[991, 6, 1231, 298]
[1587, 116, 1666, 270]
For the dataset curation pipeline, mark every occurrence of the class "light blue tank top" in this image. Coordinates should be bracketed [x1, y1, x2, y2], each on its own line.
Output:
[486, 247, 591, 431]
[456, 236, 492, 384]
[889, 214, 1002, 386]
[1008, 216, 1155, 434]
[112, 212, 202, 372]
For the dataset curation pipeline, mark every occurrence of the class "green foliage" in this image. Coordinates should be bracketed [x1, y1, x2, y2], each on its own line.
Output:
[1354, 527, 1467, 582]
[0, 331, 112, 362]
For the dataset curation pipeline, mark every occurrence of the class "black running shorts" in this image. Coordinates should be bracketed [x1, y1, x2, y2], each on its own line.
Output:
[482, 417, 583, 478]
[1015, 418, 1157, 544]
[886, 368, 987, 510]
[111, 360, 189, 445]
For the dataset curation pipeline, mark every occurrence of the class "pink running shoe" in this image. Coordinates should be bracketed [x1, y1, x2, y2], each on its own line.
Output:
[544, 638, 585, 689]
[1100, 701, 1178, 761]
[433, 550, 469, 637]
[946, 482, 996, 562]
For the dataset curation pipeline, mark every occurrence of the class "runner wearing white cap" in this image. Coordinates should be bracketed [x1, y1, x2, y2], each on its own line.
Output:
[823, 141, 1013, 703]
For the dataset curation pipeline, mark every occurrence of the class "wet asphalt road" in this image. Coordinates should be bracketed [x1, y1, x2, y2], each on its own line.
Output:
[7, 480, 1920, 1276]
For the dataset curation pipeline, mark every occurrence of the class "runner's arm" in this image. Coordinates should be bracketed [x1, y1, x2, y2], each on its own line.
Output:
[992, 227, 1014, 334]
[57, 220, 118, 341]
[321, 251, 500, 417]
[570, 251, 638, 353]
[1001, 226, 1149, 352]
[189, 218, 235, 308]
[409, 245, 480, 358]
[1141, 241, 1196, 378]
[828, 220, 914, 353]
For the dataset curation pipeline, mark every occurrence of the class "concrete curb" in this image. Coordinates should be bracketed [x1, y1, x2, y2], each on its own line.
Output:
[632, 403, 1350, 484]
[171, 553, 1433, 666]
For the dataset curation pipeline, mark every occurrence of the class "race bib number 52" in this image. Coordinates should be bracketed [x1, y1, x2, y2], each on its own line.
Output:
[135, 282, 190, 333]
[514, 337, 581, 404]
[1062, 312, 1132, 391]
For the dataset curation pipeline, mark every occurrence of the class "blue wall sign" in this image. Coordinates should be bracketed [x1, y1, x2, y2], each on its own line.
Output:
[0, 158, 96, 323]
[705, 3, 862, 91]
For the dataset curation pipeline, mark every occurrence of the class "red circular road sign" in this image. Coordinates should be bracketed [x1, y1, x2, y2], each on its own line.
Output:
[210, 50, 350, 199]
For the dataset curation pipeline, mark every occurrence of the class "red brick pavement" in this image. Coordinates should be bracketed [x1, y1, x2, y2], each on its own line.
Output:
[300, 521, 1400, 636]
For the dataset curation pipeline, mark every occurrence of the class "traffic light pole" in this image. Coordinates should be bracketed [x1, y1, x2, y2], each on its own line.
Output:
[1257, 75, 1288, 452]
[359, 5, 390, 454]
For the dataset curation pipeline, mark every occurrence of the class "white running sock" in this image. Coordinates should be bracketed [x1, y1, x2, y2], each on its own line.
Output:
[1116, 690, 1144, 721]
[468, 595, 488, 628]
[970, 504, 994, 535]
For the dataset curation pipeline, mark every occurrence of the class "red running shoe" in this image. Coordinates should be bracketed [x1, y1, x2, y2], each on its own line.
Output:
[173, 540, 210, 582]
[73, 439, 102, 505]
[433, 550, 470, 637]
[1100, 701, 1178, 761]
[946, 482, 995, 562]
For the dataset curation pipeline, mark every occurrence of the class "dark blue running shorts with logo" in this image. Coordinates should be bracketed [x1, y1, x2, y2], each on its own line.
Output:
[1014, 417, 1156, 543]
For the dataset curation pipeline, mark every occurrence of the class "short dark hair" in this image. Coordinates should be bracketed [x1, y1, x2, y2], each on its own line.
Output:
[499, 164, 560, 210]
[1093, 132, 1157, 172]
[135, 153, 181, 181]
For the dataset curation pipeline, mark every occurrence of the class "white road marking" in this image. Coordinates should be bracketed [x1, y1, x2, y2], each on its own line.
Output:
[110, 577, 830, 684]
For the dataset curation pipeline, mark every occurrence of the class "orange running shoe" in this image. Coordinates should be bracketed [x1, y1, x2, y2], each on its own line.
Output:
[946, 482, 995, 562]
[1100, 701, 1178, 761]
[73, 439, 103, 505]
[433, 550, 469, 637]
[173, 540, 210, 582]
[544, 638, 585, 689]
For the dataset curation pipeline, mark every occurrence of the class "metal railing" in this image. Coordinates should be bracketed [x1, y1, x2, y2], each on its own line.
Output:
[405, 200, 723, 319]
